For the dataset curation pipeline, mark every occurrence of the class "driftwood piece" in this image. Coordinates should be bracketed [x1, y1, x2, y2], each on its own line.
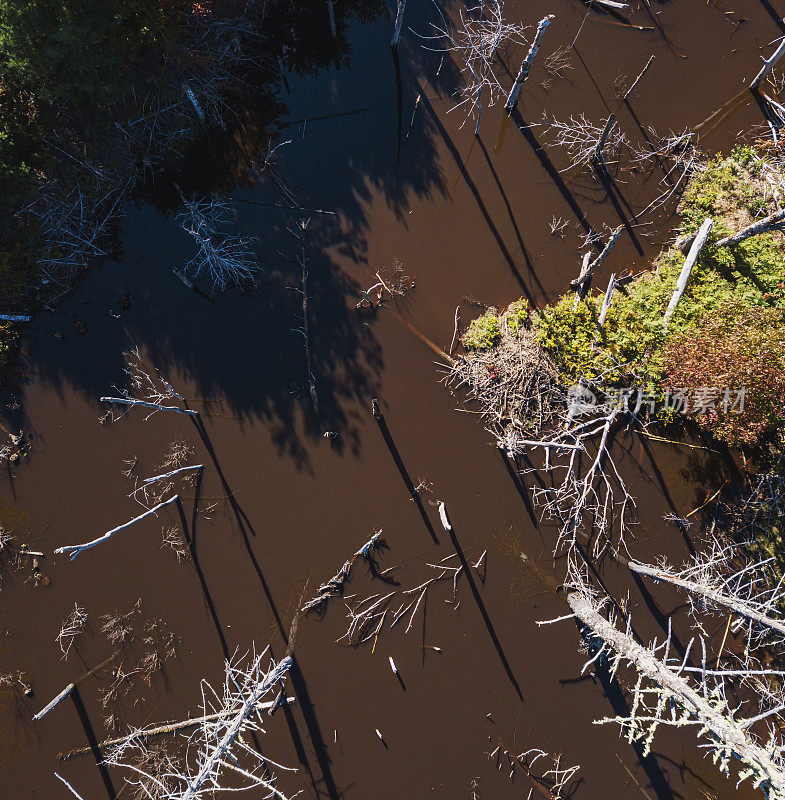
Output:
[662, 218, 712, 330]
[34, 682, 75, 721]
[54, 496, 180, 560]
[505, 14, 554, 112]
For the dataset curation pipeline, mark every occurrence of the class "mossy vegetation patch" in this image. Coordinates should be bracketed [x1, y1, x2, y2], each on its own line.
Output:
[458, 144, 785, 453]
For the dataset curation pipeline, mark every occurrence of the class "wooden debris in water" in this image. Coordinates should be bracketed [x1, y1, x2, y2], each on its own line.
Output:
[302, 530, 388, 615]
[54, 496, 181, 560]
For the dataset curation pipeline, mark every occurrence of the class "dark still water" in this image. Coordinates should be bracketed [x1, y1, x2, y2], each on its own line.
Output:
[0, 1, 777, 797]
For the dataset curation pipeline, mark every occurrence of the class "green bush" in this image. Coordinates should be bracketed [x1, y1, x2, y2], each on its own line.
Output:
[503, 299, 530, 336]
[463, 313, 501, 350]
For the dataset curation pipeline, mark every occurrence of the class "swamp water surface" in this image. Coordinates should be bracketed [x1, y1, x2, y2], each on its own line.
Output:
[0, 1, 780, 798]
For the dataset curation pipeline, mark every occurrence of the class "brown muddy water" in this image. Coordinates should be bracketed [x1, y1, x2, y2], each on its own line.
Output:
[0, 1, 780, 798]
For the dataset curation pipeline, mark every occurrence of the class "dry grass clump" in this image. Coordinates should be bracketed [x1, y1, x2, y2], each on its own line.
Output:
[447, 302, 566, 444]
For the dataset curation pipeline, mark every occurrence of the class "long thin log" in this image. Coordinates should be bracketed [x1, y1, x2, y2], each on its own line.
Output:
[589, 0, 628, 9]
[54, 772, 87, 800]
[597, 273, 617, 327]
[620, 55, 654, 105]
[751, 36, 785, 90]
[391, 0, 407, 48]
[34, 683, 74, 721]
[573, 252, 592, 308]
[505, 15, 554, 112]
[676, 206, 785, 253]
[181, 656, 292, 800]
[628, 560, 785, 638]
[54, 496, 180, 560]
[59, 697, 296, 760]
[662, 218, 713, 330]
[716, 207, 785, 247]
[129, 465, 203, 497]
[100, 397, 199, 416]
[567, 590, 785, 796]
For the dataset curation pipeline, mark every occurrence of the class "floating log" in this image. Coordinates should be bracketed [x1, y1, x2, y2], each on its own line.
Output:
[54, 495, 180, 560]
[33, 683, 74, 721]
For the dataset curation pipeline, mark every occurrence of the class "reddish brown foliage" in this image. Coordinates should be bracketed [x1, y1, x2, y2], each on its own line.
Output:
[662, 300, 785, 448]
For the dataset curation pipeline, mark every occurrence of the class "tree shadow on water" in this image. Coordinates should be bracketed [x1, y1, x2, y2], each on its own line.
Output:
[19, 6, 451, 470]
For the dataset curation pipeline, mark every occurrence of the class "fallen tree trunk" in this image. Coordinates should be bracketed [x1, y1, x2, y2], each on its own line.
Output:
[33, 683, 74, 721]
[676, 207, 785, 253]
[662, 217, 712, 330]
[59, 696, 296, 760]
[627, 560, 785, 639]
[566, 589, 785, 797]
[597, 274, 617, 327]
[571, 227, 622, 300]
[181, 655, 292, 800]
[717, 207, 785, 247]
[54, 496, 180, 560]
[100, 397, 199, 416]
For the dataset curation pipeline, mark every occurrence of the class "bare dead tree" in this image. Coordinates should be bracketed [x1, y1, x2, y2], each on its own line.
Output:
[391, 0, 407, 48]
[592, 113, 617, 171]
[752, 36, 785, 90]
[130, 465, 202, 507]
[57, 603, 88, 659]
[419, 1, 527, 126]
[61, 696, 294, 760]
[571, 225, 623, 301]
[549, 579, 785, 798]
[542, 112, 629, 172]
[106, 649, 296, 800]
[356, 260, 413, 310]
[628, 542, 785, 650]
[177, 196, 259, 292]
[289, 218, 319, 415]
[101, 349, 198, 421]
